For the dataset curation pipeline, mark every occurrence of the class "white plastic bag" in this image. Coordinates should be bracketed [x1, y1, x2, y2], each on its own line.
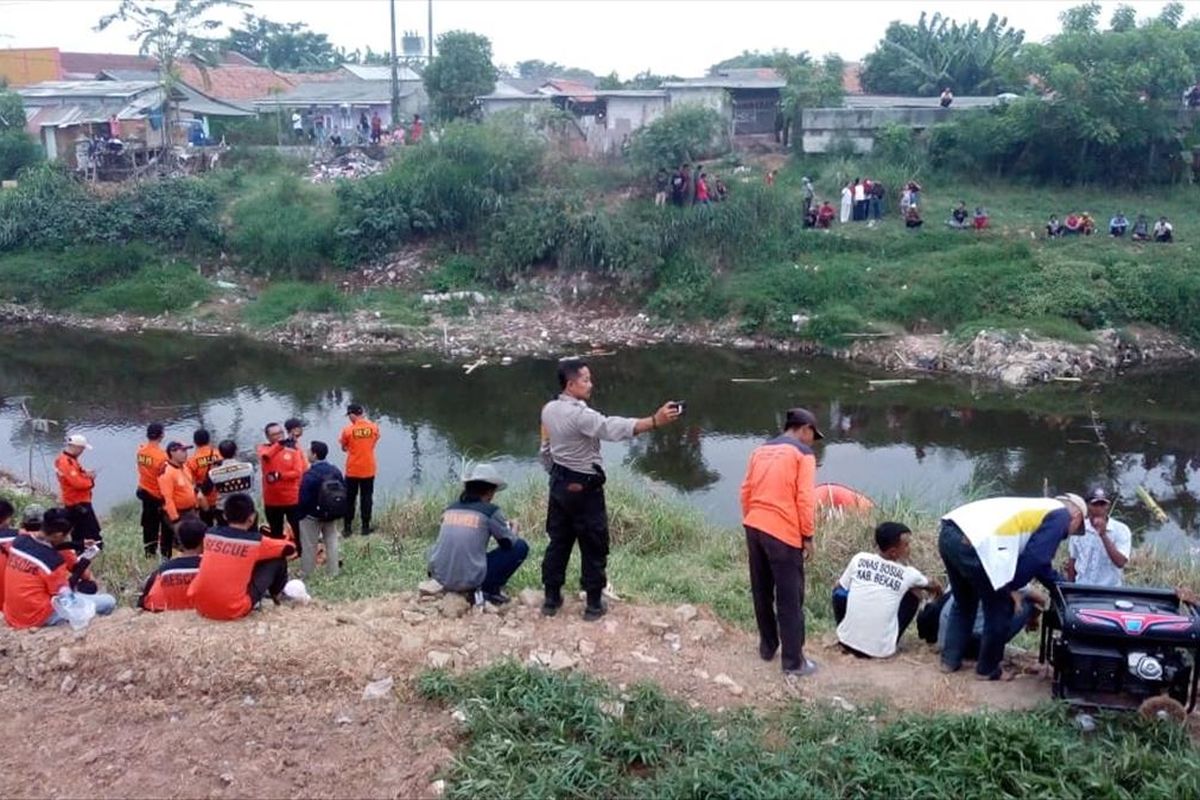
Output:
[52, 591, 96, 632]
[282, 579, 311, 604]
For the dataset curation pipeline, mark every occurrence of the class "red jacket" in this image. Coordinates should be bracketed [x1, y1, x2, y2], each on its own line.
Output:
[258, 443, 305, 507]
[55, 451, 95, 506]
[740, 436, 817, 549]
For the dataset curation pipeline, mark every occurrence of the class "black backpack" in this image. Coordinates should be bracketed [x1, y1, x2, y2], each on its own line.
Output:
[315, 473, 349, 520]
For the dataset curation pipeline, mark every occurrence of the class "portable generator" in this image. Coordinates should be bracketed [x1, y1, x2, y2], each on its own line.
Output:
[1039, 584, 1200, 719]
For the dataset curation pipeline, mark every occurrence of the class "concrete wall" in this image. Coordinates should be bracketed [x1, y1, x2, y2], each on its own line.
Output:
[666, 86, 730, 116]
[606, 95, 668, 131]
[800, 106, 970, 154]
[480, 96, 550, 117]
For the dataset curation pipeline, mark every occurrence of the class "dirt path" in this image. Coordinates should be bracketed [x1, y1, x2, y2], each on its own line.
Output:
[0, 591, 1049, 799]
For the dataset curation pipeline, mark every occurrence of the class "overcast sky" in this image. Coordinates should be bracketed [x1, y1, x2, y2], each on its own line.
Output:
[2, 0, 1198, 77]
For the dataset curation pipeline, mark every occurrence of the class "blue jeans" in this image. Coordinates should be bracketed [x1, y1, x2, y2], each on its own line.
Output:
[483, 539, 529, 595]
[45, 592, 117, 626]
[938, 521, 1017, 678]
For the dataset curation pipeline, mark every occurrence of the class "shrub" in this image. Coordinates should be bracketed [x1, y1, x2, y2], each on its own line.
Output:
[0, 129, 42, 181]
[627, 105, 728, 172]
[335, 118, 544, 264]
[76, 263, 211, 316]
[229, 175, 336, 279]
[645, 249, 725, 320]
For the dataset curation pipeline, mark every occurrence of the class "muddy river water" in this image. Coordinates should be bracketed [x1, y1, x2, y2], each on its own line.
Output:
[1, 325, 1198, 552]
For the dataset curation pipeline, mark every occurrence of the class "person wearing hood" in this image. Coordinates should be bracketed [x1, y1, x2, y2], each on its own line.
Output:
[937, 493, 1086, 680]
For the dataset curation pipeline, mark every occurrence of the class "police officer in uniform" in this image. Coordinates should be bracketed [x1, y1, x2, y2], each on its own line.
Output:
[539, 358, 682, 620]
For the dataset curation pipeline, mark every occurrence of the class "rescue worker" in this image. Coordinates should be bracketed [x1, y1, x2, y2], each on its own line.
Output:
[158, 441, 200, 558]
[138, 516, 205, 612]
[207, 439, 254, 526]
[187, 492, 295, 621]
[55, 433, 102, 551]
[339, 403, 381, 536]
[539, 358, 682, 620]
[0, 500, 18, 612]
[938, 493, 1086, 680]
[135, 422, 170, 557]
[740, 408, 822, 678]
[46, 507, 99, 595]
[428, 464, 529, 605]
[186, 428, 220, 526]
[258, 422, 305, 545]
[4, 507, 115, 629]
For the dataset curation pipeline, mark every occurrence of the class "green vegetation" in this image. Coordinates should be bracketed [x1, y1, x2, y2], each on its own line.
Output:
[243, 281, 348, 326]
[627, 106, 728, 172]
[0, 88, 41, 181]
[229, 174, 336, 279]
[419, 662, 1200, 799]
[0, 244, 210, 316]
[422, 30, 499, 121]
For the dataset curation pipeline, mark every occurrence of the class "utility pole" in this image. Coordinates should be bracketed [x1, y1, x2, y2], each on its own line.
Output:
[389, 0, 401, 127]
[427, 0, 434, 64]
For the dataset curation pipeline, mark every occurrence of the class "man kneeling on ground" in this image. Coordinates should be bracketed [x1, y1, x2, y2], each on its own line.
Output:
[187, 492, 294, 621]
[427, 464, 529, 605]
[138, 516, 206, 612]
[3, 506, 116, 629]
[832, 522, 943, 658]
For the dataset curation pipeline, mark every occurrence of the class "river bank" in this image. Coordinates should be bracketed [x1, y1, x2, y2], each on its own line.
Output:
[2, 291, 1194, 387]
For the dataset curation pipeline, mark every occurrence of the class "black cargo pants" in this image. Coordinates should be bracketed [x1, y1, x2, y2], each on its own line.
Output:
[541, 465, 609, 604]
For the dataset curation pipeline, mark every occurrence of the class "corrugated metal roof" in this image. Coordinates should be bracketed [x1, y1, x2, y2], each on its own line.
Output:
[18, 80, 160, 99]
[663, 78, 786, 90]
[98, 70, 255, 116]
[252, 80, 411, 107]
[340, 64, 423, 82]
[60, 51, 156, 76]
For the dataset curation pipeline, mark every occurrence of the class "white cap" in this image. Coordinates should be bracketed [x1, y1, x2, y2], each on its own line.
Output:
[1055, 493, 1087, 517]
[65, 434, 92, 450]
[464, 463, 507, 491]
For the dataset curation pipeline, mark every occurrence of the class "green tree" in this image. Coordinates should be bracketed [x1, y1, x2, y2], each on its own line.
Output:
[423, 30, 498, 121]
[627, 105, 727, 171]
[513, 59, 596, 81]
[860, 12, 1025, 95]
[96, 0, 248, 147]
[225, 13, 339, 70]
[0, 88, 41, 180]
[708, 49, 807, 74]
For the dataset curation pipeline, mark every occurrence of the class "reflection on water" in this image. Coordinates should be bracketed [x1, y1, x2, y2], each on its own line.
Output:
[1, 326, 1198, 550]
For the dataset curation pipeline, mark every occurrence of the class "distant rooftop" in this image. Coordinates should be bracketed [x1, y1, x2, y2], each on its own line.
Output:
[339, 64, 423, 82]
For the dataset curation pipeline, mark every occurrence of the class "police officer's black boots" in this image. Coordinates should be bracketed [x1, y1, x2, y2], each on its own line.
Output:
[541, 587, 563, 617]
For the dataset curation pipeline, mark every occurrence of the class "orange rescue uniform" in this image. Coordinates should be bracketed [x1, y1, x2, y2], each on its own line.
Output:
[158, 462, 198, 522]
[257, 443, 305, 507]
[340, 418, 381, 478]
[188, 445, 221, 507]
[138, 555, 201, 611]
[3, 534, 68, 629]
[0, 527, 16, 612]
[136, 441, 168, 498]
[740, 436, 817, 548]
[55, 451, 95, 506]
[187, 527, 294, 620]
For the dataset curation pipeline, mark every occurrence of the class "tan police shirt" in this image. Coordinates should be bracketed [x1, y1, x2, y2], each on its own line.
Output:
[540, 393, 638, 475]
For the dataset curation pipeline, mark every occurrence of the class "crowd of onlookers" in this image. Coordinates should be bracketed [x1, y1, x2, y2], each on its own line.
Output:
[655, 163, 730, 208]
[1046, 212, 1173, 242]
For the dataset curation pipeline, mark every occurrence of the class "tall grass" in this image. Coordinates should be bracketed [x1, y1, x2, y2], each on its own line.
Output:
[243, 281, 348, 326]
[419, 662, 1200, 799]
[228, 174, 337, 279]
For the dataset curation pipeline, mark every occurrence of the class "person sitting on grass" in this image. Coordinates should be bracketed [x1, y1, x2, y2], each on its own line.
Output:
[46, 508, 99, 595]
[1079, 212, 1096, 235]
[138, 516, 205, 612]
[3, 506, 115, 629]
[816, 200, 836, 229]
[1110, 212, 1129, 237]
[1132, 213, 1151, 241]
[427, 464, 529, 606]
[832, 522, 943, 658]
[1046, 215, 1064, 238]
[1154, 215, 1174, 242]
[187, 492, 294, 621]
[947, 201, 968, 229]
[973, 206, 989, 230]
[803, 203, 818, 228]
[904, 204, 924, 229]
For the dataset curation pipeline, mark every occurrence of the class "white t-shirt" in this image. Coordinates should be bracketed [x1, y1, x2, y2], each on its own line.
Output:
[1069, 518, 1132, 587]
[836, 552, 929, 658]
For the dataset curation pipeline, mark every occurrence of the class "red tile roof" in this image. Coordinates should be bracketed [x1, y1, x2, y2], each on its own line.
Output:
[542, 79, 597, 101]
[177, 63, 296, 101]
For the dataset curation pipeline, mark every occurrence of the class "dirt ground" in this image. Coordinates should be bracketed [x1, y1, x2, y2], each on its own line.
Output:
[0, 590, 1053, 799]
